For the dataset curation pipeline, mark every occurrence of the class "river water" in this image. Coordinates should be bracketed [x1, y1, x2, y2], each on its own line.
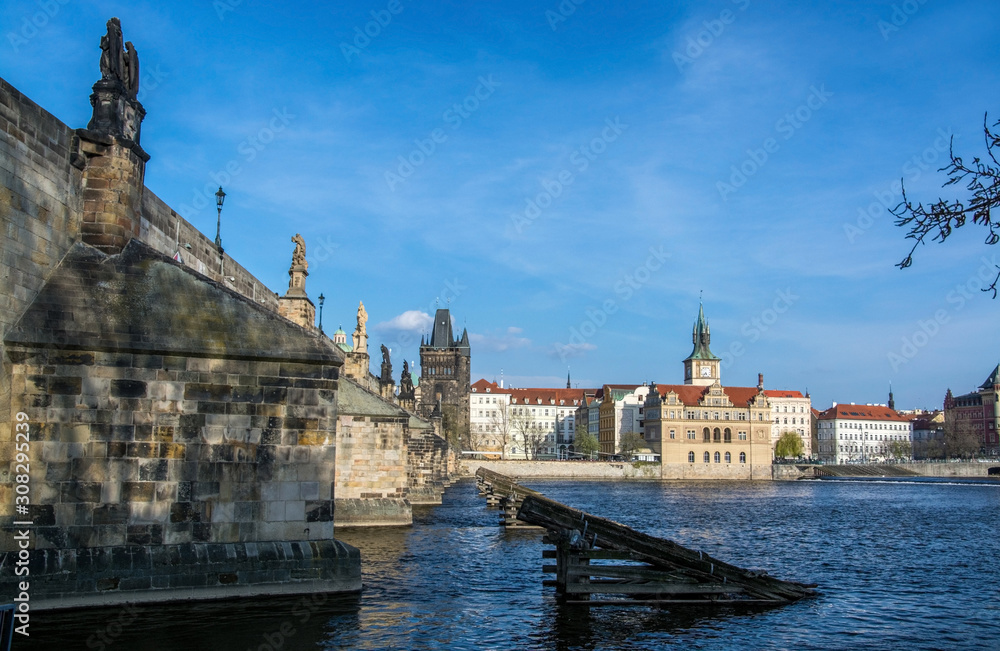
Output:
[20, 477, 1000, 650]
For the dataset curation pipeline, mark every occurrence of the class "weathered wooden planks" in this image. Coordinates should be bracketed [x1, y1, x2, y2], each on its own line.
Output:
[517, 491, 817, 605]
[475, 467, 544, 528]
[474, 469, 817, 606]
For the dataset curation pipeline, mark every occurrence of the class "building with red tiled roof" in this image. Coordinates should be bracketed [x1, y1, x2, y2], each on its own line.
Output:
[469, 378, 596, 458]
[816, 403, 913, 463]
[640, 304, 775, 479]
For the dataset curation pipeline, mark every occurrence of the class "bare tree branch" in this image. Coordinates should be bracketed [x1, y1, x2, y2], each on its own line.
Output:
[892, 113, 1000, 297]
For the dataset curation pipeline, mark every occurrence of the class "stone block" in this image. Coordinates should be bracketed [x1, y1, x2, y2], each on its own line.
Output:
[184, 383, 232, 402]
[121, 482, 155, 502]
[110, 379, 146, 398]
[93, 504, 129, 525]
[61, 481, 101, 503]
[284, 501, 305, 522]
[130, 501, 168, 524]
[264, 501, 286, 522]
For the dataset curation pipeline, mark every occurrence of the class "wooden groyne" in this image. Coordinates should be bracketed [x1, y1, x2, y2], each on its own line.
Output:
[475, 469, 817, 607]
[475, 467, 543, 527]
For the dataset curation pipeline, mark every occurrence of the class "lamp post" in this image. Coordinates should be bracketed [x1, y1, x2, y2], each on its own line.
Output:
[317, 293, 325, 333]
[214, 186, 226, 253]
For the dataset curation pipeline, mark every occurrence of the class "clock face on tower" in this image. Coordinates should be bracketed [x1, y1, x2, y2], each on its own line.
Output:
[701, 365, 712, 378]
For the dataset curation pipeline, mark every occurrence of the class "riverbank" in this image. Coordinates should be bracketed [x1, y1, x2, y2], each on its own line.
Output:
[463, 459, 997, 480]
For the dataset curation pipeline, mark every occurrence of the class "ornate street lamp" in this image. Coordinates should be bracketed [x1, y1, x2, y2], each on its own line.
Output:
[214, 186, 226, 252]
[318, 293, 325, 333]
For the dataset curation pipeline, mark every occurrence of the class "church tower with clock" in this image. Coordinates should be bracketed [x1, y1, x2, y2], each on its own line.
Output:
[683, 302, 721, 386]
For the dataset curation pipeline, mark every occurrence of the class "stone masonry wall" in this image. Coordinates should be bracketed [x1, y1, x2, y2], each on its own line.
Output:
[5, 348, 339, 551]
[0, 235, 360, 606]
[0, 79, 84, 427]
[406, 426, 455, 504]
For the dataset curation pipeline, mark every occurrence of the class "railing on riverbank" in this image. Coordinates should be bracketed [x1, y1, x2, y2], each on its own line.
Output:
[474, 468, 818, 607]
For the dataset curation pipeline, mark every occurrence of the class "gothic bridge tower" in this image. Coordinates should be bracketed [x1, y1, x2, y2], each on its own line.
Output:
[418, 308, 471, 440]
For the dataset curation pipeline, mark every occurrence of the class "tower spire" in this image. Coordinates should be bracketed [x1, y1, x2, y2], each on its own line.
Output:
[566, 368, 571, 389]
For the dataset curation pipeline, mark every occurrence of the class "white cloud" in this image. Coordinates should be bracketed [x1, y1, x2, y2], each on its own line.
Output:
[548, 342, 597, 361]
[374, 310, 433, 335]
[469, 329, 531, 352]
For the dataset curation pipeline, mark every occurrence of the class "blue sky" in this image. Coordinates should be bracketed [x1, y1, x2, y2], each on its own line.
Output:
[3, 0, 999, 410]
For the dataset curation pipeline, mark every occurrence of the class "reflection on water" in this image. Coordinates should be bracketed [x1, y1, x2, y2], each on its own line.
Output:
[19, 477, 1000, 650]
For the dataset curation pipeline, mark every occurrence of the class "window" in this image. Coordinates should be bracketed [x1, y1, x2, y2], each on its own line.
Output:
[669, 429, 676, 439]
[725, 452, 731, 463]
[703, 451, 710, 463]
[738, 431, 747, 441]
[724, 428, 732, 443]
[703, 428, 711, 442]
[713, 428, 721, 442]
[714, 451, 721, 463]
[688, 451, 695, 463]
[739, 452, 746, 463]
[687, 430, 695, 440]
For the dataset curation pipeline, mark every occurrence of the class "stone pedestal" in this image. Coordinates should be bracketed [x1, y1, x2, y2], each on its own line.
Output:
[76, 78, 149, 256]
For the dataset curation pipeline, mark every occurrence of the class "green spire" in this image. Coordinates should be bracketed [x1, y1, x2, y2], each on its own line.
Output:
[685, 300, 719, 361]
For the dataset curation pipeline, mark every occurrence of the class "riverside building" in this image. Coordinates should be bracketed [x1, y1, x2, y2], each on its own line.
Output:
[815, 404, 913, 464]
[642, 304, 775, 479]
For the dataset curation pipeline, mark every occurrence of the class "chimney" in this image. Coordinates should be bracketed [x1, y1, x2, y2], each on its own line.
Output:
[757, 373, 764, 390]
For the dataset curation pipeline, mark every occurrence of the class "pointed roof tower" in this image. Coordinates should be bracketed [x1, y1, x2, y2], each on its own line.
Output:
[685, 300, 719, 362]
[979, 364, 1000, 390]
[566, 369, 572, 389]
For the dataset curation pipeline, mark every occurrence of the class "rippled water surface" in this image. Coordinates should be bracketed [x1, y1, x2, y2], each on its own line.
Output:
[22, 478, 1000, 650]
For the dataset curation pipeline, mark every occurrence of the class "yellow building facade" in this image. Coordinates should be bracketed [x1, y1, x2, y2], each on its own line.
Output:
[643, 304, 774, 479]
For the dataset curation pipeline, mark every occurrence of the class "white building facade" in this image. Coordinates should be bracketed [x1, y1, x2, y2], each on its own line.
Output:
[469, 379, 591, 459]
[764, 390, 813, 459]
[816, 403, 913, 464]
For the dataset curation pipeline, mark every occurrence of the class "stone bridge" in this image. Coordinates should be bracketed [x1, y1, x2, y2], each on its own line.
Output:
[0, 19, 453, 610]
